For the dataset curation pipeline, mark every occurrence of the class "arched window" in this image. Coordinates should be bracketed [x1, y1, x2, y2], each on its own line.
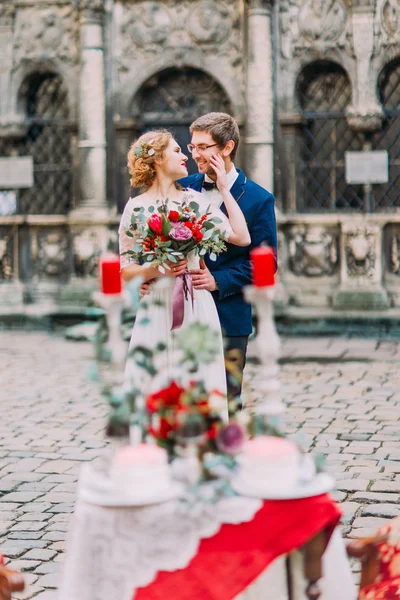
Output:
[116, 67, 233, 210]
[297, 62, 363, 212]
[371, 60, 400, 209]
[16, 73, 73, 215]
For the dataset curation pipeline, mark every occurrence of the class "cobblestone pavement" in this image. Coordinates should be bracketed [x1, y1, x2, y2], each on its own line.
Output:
[1, 331, 400, 598]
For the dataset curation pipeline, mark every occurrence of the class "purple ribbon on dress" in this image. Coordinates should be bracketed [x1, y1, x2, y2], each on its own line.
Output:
[171, 270, 194, 331]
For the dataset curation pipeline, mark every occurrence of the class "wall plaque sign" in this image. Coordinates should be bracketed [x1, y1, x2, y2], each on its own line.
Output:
[0, 156, 34, 188]
[345, 151, 389, 185]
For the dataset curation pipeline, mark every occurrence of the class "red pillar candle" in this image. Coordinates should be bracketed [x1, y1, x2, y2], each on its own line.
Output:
[99, 253, 122, 295]
[250, 246, 276, 287]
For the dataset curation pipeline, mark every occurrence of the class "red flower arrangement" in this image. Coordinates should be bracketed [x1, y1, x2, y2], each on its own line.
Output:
[123, 198, 227, 272]
[145, 379, 246, 463]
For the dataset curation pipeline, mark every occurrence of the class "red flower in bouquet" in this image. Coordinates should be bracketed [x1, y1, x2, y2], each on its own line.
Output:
[168, 210, 180, 223]
[207, 422, 220, 440]
[146, 394, 160, 414]
[148, 213, 163, 235]
[150, 417, 174, 440]
[196, 399, 211, 415]
[146, 381, 185, 414]
[193, 229, 204, 242]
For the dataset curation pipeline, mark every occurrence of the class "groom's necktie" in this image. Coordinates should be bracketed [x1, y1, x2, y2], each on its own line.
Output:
[202, 181, 217, 191]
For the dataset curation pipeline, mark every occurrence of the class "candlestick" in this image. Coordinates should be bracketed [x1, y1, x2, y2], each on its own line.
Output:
[92, 291, 130, 368]
[243, 285, 284, 424]
[250, 246, 276, 287]
[100, 253, 122, 295]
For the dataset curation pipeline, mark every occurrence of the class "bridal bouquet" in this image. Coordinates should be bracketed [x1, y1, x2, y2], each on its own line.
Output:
[122, 198, 227, 273]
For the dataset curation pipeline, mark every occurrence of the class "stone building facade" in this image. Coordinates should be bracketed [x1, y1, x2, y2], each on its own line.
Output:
[1, 0, 400, 315]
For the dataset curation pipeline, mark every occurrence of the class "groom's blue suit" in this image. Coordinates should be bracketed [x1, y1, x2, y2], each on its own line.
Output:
[178, 169, 277, 338]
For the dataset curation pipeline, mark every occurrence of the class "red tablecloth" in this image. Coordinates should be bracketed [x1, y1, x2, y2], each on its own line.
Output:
[134, 493, 341, 600]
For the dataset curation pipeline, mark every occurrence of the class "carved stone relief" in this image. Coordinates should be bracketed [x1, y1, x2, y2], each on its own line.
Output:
[187, 1, 232, 46]
[279, 0, 348, 60]
[381, 0, 399, 39]
[36, 230, 69, 279]
[344, 228, 377, 280]
[298, 0, 347, 43]
[288, 227, 338, 277]
[14, 6, 80, 66]
[0, 229, 13, 282]
[0, 4, 15, 28]
[107, 228, 119, 256]
[121, 2, 171, 49]
[73, 230, 103, 278]
[390, 233, 400, 275]
[116, 0, 240, 74]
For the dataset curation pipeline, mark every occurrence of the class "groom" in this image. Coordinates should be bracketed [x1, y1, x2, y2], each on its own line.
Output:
[179, 112, 277, 398]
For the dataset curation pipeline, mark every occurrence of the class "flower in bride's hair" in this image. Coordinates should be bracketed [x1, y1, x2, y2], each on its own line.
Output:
[134, 146, 143, 158]
[147, 139, 155, 156]
[169, 223, 193, 241]
[148, 213, 163, 235]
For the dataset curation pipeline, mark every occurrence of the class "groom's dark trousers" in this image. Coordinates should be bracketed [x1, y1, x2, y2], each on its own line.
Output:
[179, 169, 277, 399]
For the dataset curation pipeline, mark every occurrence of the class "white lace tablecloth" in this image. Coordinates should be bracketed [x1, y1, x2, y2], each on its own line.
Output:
[58, 465, 262, 600]
[57, 464, 356, 600]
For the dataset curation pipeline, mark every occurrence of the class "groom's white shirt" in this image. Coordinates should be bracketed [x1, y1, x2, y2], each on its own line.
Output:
[202, 164, 239, 209]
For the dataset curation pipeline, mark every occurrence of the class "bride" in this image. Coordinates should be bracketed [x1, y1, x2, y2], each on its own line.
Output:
[119, 129, 250, 415]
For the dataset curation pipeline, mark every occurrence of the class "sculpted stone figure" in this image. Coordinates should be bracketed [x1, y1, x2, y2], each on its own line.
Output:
[298, 0, 347, 42]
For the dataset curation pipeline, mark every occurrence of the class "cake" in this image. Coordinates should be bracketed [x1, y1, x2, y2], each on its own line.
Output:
[236, 436, 300, 491]
[110, 443, 171, 498]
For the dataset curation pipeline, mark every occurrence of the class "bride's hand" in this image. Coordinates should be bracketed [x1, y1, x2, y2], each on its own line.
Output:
[163, 258, 188, 277]
[209, 154, 228, 192]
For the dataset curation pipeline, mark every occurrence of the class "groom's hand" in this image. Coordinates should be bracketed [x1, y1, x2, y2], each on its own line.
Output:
[190, 259, 218, 292]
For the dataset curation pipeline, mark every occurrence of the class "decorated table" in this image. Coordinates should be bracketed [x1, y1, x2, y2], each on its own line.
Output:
[57, 461, 356, 600]
[58, 253, 356, 600]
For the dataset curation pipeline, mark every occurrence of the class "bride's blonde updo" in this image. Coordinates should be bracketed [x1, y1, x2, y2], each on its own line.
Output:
[127, 129, 173, 189]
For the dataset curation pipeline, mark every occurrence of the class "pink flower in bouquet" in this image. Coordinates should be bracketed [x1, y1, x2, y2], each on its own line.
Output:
[169, 223, 193, 241]
[148, 213, 163, 235]
[216, 422, 246, 456]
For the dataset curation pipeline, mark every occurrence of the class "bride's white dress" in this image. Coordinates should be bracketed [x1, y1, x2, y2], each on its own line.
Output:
[118, 190, 231, 416]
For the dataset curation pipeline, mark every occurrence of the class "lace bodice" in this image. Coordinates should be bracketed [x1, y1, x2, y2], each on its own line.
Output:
[118, 190, 232, 270]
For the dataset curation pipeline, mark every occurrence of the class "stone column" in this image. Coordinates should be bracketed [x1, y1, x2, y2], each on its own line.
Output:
[245, 0, 274, 193]
[0, 4, 26, 138]
[73, 0, 107, 217]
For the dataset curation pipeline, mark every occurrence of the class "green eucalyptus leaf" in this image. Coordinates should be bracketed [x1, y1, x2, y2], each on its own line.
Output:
[138, 317, 151, 326]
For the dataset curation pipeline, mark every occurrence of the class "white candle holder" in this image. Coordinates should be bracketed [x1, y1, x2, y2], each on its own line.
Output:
[92, 290, 131, 384]
[243, 285, 285, 426]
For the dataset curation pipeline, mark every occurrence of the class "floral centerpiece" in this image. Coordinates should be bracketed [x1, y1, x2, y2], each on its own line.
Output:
[100, 320, 248, 482]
